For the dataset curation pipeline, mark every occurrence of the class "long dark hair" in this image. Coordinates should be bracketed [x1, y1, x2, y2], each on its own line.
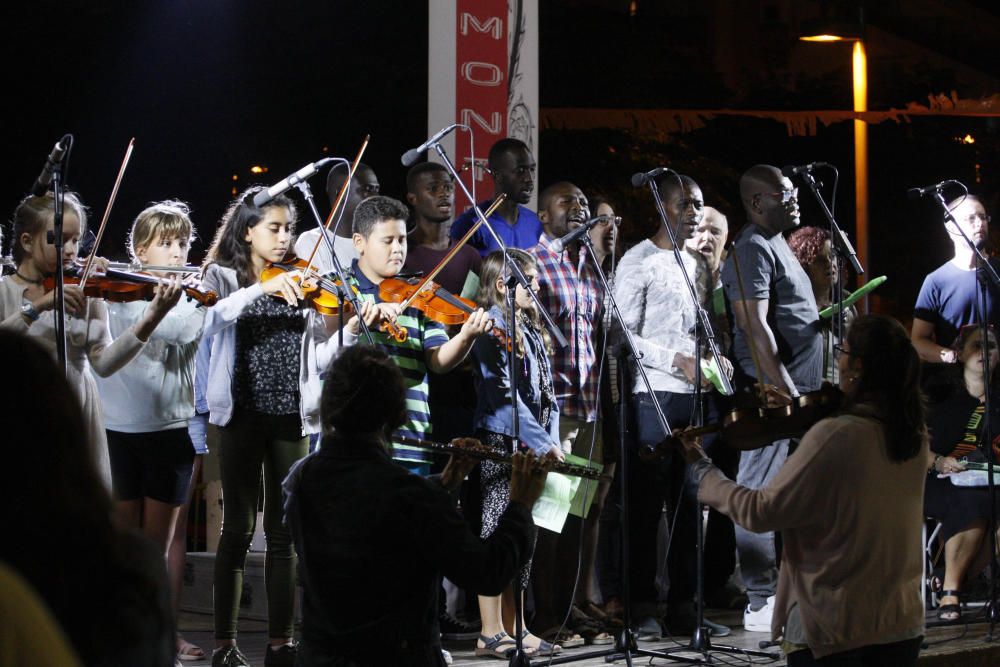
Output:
[202, 186, 297, 287]
[0, 331, 169, 663]
[846, 315, 927, 463]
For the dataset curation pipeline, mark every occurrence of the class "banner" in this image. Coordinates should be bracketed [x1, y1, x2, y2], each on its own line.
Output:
[428, 1, 538, 205]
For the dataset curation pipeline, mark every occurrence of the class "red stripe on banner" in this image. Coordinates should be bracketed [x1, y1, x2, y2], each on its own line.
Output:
[455, 0, 508, 196]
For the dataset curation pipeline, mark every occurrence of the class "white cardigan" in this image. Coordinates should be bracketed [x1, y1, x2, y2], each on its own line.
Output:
[201, 264, 353, 435]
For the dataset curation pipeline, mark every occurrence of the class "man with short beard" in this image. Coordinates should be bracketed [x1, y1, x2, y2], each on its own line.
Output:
[294, 163, 380, 274]
[613, 174, 732, 640]
[450, 138, 543, 256]
[912, 195, 1000, 365]
[721, 164, 823, 633]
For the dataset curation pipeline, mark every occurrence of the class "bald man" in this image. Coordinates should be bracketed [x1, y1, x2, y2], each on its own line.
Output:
[294, 162, 380, 274]
[720, 164, 823, 632]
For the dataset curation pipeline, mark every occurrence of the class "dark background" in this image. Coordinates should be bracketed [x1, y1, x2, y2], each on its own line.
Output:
[3, 0, 999, 322]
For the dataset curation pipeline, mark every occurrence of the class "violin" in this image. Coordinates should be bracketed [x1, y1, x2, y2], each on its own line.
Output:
[44, 267, 218, 307]
[641, 383, 845, 461]
[379, 276, 512, 349]
[260, 258, 360, 316]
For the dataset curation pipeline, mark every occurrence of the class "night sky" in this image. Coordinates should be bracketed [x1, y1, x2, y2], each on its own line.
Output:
[4, 0, 999, 322]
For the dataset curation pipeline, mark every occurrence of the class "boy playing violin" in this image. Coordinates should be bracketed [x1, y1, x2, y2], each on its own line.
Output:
[345, 195, 491, 474]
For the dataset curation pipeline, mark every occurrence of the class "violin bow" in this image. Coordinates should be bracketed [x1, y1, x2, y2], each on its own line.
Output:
[80, 138, 135, 290]
[300, 135, 370, 281]
[728, 244, 770, 404]
[395, 194, 506, 312]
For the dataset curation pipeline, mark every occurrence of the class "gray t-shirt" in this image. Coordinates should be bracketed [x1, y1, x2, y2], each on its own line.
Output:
[721, 223, 823, 393]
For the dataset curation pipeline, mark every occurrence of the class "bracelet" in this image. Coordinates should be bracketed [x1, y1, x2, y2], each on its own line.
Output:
[20, 301, 40, 322]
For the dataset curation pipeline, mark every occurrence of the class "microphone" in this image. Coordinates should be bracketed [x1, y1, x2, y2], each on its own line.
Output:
[781, 162, 830, 178]
[631, 167, 672, 188]
[907, 180, 956, 200]
[30, 135, 72, 197]
[253, 158, 335, 208]
[401, 124, 462, 167]
[550, 215, 619, 253]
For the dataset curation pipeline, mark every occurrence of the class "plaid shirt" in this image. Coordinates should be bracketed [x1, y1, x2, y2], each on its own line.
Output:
[531, 234, 604, 421]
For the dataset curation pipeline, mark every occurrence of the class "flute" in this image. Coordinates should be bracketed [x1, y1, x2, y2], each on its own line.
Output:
[394, 436, 600, 480]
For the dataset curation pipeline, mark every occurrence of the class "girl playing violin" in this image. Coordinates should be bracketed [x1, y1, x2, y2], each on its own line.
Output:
[0, 191, 181, 488]
[200, 186, 360, 667]
[93, 200, 206, 662]
[471, 249, 565, 658]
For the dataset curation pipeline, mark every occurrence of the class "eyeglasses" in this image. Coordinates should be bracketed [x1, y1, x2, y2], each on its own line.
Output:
[595, 215, 622, 227]
[833, 343, 854, 359]
[964, 213, 991, 224]
[753, 188, 798, 206]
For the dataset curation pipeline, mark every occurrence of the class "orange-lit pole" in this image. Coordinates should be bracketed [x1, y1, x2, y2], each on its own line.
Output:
[852, 40, 868, 302]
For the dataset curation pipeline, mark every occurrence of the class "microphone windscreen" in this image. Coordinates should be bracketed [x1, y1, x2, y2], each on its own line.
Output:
[631, 172, 648, 188]
[401, 149, 422, 167]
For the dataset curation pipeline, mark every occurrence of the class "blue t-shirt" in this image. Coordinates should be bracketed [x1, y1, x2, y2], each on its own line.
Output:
[914, 259, 1000, 348]
[450, 201, 543, 257]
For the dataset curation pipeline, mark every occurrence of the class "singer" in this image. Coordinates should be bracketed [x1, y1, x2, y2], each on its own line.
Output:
[449, 138, 542, 256]
[612, 173, 733, 638]
[527, 181, 605, 645]
[911, 194, 1000, 366]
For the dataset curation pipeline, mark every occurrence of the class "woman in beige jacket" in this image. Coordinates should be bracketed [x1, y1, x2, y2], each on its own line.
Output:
[678, 314, 928, 665]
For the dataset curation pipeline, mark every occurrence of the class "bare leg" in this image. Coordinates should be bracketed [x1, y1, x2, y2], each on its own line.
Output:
[171, 456, 204, 659]
[115, 498, 142, 531]
[941, 520, 988, 611]
[477, 593, 506, 646]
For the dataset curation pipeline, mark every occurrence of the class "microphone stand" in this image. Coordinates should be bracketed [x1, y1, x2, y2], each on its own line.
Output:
[929, 186, 1000, 636]
[641, 178, 776, 665]
[292, 180, 374, 346]
[540, 231, 693, 666]
[426, 139, 567, 666]
[49, 158, 69, 374]
[796, 167, 863, 379]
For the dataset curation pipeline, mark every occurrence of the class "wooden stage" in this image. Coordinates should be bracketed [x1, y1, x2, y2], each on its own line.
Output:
[176, 606, 1000, 666]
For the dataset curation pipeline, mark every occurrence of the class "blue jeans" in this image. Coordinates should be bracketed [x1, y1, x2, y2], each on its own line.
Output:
[735, 438, 791, 609]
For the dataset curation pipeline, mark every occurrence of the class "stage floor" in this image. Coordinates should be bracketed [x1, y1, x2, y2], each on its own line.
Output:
[176, 607, 1000, 666]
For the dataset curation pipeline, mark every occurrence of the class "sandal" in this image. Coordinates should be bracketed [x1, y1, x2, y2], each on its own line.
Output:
[937, 589, 962, 622]
[568, 606, 612, 645]
[520, 630, 562, 656]
[175, 637, 204, 662]
[475, 632, 516, 659]
[539, 626, 584, 649]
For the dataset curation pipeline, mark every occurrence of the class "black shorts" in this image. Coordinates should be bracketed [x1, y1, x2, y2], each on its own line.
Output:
[107, 428, 196, 504]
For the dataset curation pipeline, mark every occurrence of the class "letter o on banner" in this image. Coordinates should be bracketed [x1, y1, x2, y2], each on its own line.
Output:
[461, 61, 504, 87]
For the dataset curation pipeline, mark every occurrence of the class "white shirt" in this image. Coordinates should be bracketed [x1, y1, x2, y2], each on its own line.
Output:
[613, 238, 710, 394]
[97, 298, 205, 432]
[294, 229, 358, 276]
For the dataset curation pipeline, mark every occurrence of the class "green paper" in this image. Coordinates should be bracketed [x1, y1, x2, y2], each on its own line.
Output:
[819, 276, 887, 319]
[700, 356, 733, 396]
[567, 454, 604, 518]
[532, 472, 580, 533]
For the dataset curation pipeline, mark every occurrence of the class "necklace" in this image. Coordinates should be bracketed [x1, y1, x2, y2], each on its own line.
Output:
[14, 270, 44, 285]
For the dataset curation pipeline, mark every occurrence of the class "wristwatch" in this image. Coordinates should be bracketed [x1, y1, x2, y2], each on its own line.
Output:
[20, 301, 40, 322]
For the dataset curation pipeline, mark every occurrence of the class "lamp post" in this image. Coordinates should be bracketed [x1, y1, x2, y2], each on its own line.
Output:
[801, 22, 868, 298]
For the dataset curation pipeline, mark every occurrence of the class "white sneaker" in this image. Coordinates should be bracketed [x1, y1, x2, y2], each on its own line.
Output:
[742, 595, 775, 632]
[441, 648, 453, 665]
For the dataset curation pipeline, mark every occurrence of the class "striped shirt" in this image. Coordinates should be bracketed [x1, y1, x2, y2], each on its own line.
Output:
[531, 234, 604, 421]
[349, 261, 449, 464]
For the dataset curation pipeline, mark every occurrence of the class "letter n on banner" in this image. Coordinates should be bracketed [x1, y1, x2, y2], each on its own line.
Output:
[428, 1, 538, 206]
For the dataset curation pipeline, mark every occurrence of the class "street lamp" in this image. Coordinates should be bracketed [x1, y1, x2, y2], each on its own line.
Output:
[800, 19, 868, 290]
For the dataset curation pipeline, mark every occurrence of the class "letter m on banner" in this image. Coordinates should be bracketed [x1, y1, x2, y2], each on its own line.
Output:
[428, 1, 538, 205]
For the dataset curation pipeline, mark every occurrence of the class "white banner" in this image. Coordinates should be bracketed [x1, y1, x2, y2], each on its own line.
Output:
[428, 0, 539, 207]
